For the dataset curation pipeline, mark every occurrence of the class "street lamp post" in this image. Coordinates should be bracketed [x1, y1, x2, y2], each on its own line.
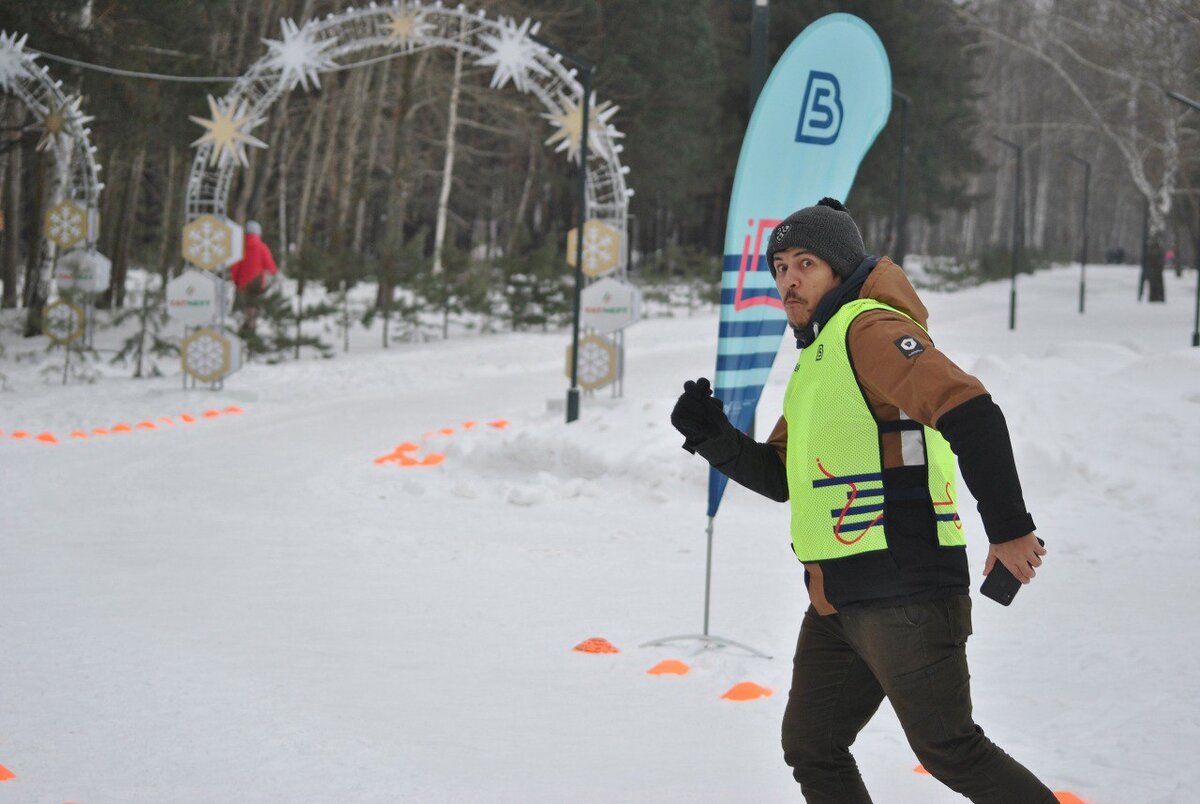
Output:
[993, 135, 1023, 330]
[1065, 153, 1091, 314]
[1167, 90, 1200, 347]
[532, 34, 594, 420]
[893, 89, 912, 266]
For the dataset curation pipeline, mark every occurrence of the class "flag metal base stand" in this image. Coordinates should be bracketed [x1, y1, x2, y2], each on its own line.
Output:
[641, 516, 772, 659]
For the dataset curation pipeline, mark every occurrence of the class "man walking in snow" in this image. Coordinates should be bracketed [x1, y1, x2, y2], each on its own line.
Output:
[230, 220, 278, 337]
[670, 198, 1055, 803]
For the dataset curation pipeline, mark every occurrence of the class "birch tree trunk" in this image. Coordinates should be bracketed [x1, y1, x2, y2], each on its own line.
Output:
[156, 144, 180, 282]
[277, 93, 290, 273]
[433, 18, 466, 339]
[295, 91, 329, 255]
[107, 145, 147, 309]
[333, 67, 371, 250]
[354, 62, 390, 254]
[432, 20, 465, 279]
[2, 119, 21, 308]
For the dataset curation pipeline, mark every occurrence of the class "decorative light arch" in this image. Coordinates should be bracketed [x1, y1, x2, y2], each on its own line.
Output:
[0, 31, 104, 264]
[184, 1, 632, 250]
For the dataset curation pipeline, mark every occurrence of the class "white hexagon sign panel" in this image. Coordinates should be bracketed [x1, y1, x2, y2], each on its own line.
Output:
[44, 198, 96, 250]
[55, 248, 111, 294]
[181, 327, 242, 384]
[166, 269, 221, 326]
[565, 333, 618, 392]
[566, 219, 622, 278]
[581, 277, 641, 335]
[42, 299, 85, 345]
[182, 214, 244, 272]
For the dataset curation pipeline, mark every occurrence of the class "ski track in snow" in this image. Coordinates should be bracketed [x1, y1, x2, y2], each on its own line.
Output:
[1, 265, 1198, 802]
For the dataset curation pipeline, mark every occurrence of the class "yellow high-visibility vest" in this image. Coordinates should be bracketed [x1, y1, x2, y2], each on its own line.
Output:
[783, 299, 965, 562]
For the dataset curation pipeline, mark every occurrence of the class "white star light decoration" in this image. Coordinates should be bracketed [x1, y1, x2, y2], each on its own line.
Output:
[0, 30, 35, 94]
[264, 17, 338, 92]
[381, 5, 434, 50]
[33, 95, 94, 154]
[476, 17, 549, 94]
[189, 95, 268, 168]
[544, 91, 622, 164]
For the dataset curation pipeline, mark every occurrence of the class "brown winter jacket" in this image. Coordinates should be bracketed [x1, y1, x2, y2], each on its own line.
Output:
[693, 258, 1035, 612]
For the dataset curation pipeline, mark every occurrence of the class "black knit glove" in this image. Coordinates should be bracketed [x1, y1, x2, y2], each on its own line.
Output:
[671, 377, 733, 453]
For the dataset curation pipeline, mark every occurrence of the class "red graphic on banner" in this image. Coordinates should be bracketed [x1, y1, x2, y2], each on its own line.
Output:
[734, 217, 784, 311]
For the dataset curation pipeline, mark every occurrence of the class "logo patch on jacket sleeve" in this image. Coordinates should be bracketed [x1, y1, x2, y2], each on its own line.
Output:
[893, 335, 925, 359]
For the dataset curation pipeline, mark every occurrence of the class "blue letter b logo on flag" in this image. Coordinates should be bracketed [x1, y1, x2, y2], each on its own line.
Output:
[795, 71, 843, 145]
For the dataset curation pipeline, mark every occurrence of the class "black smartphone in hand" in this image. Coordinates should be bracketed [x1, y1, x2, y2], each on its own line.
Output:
[980, 538, 1045, 606]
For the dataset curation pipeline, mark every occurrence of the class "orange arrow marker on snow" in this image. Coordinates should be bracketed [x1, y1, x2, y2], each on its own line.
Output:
[92, 427, 109, 436]
[137, 421, 156, 430]
[11, 431, 28, 439]
[0, 763, 13, 780]
[224, 406, 243, 414]
[913, 764, 930, 775]
[721, 682, 773, 701]
[70, 431, 88, 439]
[203, 410, 220, 418]
[36, 433, 58, 444]
[462, 421, 478, 430]
[419, 453, 445, 466]
[180, 414, 196, 423]
[647, 660, 690, 676]
[112, 423, 132, 433]
[488, 419, 509, 429]
[574, 638, 619, 654]
[159, 417, 175, 425]
[395, 442, 420, 452]
[1054, 793, 1088, 804]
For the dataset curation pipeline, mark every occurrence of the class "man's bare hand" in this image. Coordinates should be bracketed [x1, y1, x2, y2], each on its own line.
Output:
[983, 533, 1046, 584]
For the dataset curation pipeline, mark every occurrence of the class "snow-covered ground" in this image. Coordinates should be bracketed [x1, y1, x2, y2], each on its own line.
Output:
[2, 264, 1199, 803]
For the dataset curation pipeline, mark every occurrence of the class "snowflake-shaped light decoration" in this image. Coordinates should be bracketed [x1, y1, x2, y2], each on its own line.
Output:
[264, 17, 339, 92]
[189, 95, 269, 168]
[182, 215, 234, 270]
[543, 91, 622, 164]
[574, 334, 617, 391]
[43, 299, 85, 345]
[380, 4, 434, 50]
[581, 222, 618, 276]
[0, 31, 35, 94]
[182, 328, 232, 383]
[33, 95, 94, 154]
[476, 16, 549, 95]
[45, 199, 87, 249]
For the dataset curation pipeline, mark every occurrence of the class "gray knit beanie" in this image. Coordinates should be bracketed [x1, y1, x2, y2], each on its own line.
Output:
[766, 198, 865, 279]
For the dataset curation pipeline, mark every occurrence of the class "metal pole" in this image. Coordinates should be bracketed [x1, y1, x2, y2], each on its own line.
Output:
[702, 516, 714, 636]
[531, 34, 594, 423]
[1066, 153, 1090, 314]
[893, 90, 911, 265]
[750, 0, 769, 113]
[1166, 91, 1200, 346]
[1138, 199, 1148, 301]
[993, 135, 1022, 330]
[1193, 201, 1200, 347]
[565, 67, 591, 423]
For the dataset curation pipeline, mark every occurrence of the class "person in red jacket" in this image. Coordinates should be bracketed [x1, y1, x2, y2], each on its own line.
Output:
[229, 220, 278, 336]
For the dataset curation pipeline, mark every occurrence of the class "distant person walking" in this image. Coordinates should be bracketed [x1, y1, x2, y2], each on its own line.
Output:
[230, 220, 278, 337]
[670, 198, 1055, 803]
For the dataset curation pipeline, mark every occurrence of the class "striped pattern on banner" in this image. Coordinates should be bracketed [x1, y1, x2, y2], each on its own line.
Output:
[707, 254, 788, 516]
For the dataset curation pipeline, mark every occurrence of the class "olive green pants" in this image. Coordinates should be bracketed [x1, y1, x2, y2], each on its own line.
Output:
[781, 595, 1056, 803]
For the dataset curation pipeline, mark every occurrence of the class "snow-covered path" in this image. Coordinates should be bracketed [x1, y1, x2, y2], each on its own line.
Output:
[3, 265, 1199, 802]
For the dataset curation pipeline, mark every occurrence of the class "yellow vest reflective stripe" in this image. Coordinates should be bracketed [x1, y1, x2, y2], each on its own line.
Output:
[783, 298, 966, 562]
